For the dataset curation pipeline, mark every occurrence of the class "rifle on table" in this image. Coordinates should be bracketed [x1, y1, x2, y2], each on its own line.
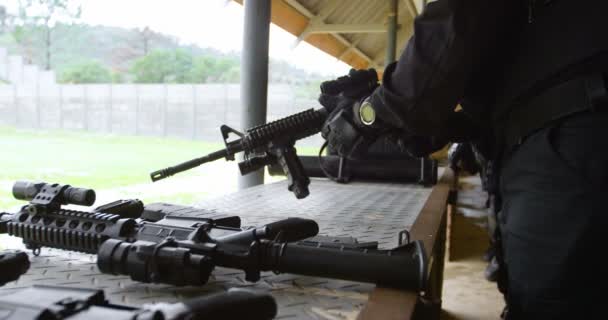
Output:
[0, 181, 427, 291]
[0, 250, 29, 286]
[0, 285, 277, 320]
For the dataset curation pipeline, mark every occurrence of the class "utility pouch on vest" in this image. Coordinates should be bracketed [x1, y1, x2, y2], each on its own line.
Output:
[503, 72, 608, 151]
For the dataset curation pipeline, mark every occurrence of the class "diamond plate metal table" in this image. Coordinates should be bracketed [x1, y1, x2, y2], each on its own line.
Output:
[1, 174, 452, 320]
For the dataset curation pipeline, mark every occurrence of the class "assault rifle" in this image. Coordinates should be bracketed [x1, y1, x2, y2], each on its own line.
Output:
[0, 181, 427, 291]
[150, 108, 326, 199]
[0, 285, 277, 319]
[0, 250, 29, 286]
[149, 69, 380, 199]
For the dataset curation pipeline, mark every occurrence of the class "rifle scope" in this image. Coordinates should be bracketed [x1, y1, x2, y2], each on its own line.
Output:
[12, 181, 96, 207]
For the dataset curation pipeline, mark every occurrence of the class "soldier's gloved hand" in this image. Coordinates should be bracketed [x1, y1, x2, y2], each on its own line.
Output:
[318, 68, 379, 111]
[318, 68, 385, 158]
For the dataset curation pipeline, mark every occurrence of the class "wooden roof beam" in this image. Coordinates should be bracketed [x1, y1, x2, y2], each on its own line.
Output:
[290, 0, 341, 46]
[308, 23, 389, 34]
[285, 0, 379, 69]
[403, 0, 419, 17]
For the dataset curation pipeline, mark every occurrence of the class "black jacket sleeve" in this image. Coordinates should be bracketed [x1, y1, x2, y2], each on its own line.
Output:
[369, 0, 513, 139]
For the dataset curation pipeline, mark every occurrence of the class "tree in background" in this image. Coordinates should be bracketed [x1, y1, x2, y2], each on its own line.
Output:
[0, 15, 324, 86]
[0, 6, 7, 33]
[171, 49, 195, 83]
[131, 49, 240, 84]
[59, 60, 111, 83]
[18, 0, 81, 70]
[138, 26, 152, 56]
[191, 55, 239, 83]
[10, 25, 34, 63]
[131, 50, 180, 83]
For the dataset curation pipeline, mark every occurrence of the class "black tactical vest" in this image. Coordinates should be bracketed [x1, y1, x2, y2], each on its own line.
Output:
[493, 0, 608, 124]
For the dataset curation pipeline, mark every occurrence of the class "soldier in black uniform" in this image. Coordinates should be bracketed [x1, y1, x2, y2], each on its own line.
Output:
[320, 0, 608, 318]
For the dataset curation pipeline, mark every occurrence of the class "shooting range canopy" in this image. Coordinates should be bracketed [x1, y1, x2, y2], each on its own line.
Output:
[233, 0, 424, 70]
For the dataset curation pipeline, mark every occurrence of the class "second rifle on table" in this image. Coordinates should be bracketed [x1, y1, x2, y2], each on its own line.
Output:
[0, 286, 277, 320]
[0, 181, 427, 291]
[0, 231, 277, 320]
[0, 251, 278, 320]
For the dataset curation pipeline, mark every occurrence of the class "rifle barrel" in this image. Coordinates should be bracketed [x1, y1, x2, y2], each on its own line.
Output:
[150, 149, 230, 182]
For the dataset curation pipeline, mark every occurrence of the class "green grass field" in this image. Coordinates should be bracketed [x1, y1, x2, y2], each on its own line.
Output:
[0, 126, 222, 208]
[0, 126, 325, 250]
[0, 126, 319, 209]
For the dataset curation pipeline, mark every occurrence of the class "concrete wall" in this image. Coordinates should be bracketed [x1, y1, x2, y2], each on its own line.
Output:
[0, 47, 323, 147]
[0, 82, 324, 146]
[0, 47, 56, 86]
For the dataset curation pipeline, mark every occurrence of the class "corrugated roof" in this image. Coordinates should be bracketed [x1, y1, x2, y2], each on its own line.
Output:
[234, 0, 425, 70]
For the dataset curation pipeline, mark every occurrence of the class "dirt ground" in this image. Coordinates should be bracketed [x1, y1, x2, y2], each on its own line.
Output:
[441, 175, 505, 320]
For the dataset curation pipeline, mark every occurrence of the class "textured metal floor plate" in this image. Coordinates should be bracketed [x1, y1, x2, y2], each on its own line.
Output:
[1, 178, 432, 319]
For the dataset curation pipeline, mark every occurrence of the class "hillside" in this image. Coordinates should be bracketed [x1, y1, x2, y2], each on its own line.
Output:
[0, 23, 325, 90]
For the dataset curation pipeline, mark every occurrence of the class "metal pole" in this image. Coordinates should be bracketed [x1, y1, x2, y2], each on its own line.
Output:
[107, 84, 113, 133]
[135, 85, 140, 135]
[385, 0, 398, 67]
[162, 84, 168, 137]
[83, 85, 88, 131]
[192, 84, 198, 140]
[35, 72, 40, 128]
[238, 0, 270, 190]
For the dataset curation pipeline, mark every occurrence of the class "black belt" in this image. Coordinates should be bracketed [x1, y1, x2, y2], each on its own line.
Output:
[503, 72, 608, 151]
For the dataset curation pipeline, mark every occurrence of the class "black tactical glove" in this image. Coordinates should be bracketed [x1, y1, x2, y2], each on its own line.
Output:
[319, 68, 384, 158]
[319, 68, 448, 159]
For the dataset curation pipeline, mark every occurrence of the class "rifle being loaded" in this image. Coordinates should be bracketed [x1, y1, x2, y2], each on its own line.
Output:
[150, 108, 326, 199]
[0, 181, 427, 291]
[149, 69, 379, 199]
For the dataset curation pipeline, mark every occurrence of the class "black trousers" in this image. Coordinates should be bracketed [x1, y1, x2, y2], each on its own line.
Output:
[500, 110, 608, 319]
